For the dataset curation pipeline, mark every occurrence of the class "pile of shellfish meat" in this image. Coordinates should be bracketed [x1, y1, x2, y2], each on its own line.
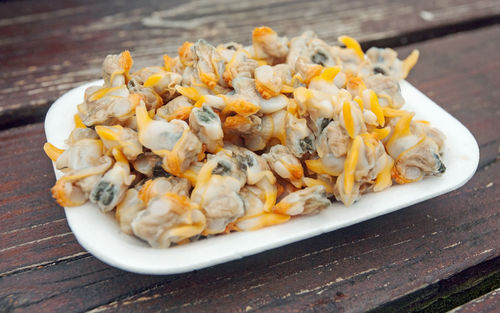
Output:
[44, 27, 446, 248]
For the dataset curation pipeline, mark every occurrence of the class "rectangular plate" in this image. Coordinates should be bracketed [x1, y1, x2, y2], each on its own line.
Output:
[44, 80, 479, 274]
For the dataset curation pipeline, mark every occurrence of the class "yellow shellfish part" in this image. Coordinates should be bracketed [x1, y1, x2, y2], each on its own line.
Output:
[143, 74, 164, 88]
[175, 86, 202, 102]
[222, 98, 260, 117]
[109, 50, 133, 85]
[386, 112, 414, 154]
[311, 66, 341, 83]
[303, 177, 334, 194]
[402, 49, 419, 79]
[343, 101, 355, 138]
[305, 159, 342, 177]
[235, 213, 290, 231]
[159, 106, 193, 122]
[178, 41, 194, 66]
[382, 107, 408, 118]
[343, 135, 362, 196]
[88, 85, 123, 102]
[370, 126, 391, 140]
[374, 157, 394, 192]
[368, 90, 385, 126]
[51, 179, 83, 207]
[163, 54, 175, 71]
[73, 114, 86, 128]
[338, 36, 364, 60]
[43, 142, 64, 162]
[353, 96, 364, 111]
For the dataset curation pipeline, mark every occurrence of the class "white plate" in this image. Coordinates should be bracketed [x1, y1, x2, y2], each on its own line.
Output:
[44, 80, 479, 275]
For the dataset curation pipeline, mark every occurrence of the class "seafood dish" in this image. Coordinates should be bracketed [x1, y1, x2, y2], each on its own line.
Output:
[44, 27, 446, 248]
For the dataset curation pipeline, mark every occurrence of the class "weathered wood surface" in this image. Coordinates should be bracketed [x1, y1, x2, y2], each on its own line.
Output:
[1, 0, 500, 128]
[450, 288, 500, 313]
[1, 21, 499, 312]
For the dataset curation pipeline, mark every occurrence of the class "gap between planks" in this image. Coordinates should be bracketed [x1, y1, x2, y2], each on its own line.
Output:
[84, 255, 500, 313]
[0, 252, 89, 278]
[0, 14, 499, 131]
[368, 256, 500, 313]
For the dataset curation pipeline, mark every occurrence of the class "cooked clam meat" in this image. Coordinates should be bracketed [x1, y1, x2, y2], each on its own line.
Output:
[127, 77, 163, 111]
[244, 109, 287, 151]
[139, 176, 191, 203]
[189, 105, 223, 153]
[263, 145, 304, 188]
[190, 158, 245, 234]
[130, 66, 182, 102]
[223, 49, 258, 87]
[274, 186, 330, 216]
[65, 127, 98, 144]
[115, 188, 145, 235]
[77, 85, 140, 127]
[102, 50, 132, 87]
[90, 149, 135, 212]
[131, 193, 206, 248]
[235, 185, 290, 231]
[252, 26, 289, 65]
[286, 113, 315, 157]
[287, 31, 336, 69]
[364, 75, 405, 108]
[156, 95, 193, 122]
[95, 125, 142, 160]
[136, 103, 202, 176]
[48, 137, 113, 207]
[384, 111, 446, 183]
[363, 47, 419, 80]
[255, 65, 283, 99]
[132, 152, 165, 178]
[190, 39, 230, 94]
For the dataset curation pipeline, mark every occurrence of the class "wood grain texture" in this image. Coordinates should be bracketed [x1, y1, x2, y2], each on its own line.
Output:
[1, 0, 499, 128]
[370, 255, 500, 312]
[450, 288, 500, 313]
[0, 24, 499, 312]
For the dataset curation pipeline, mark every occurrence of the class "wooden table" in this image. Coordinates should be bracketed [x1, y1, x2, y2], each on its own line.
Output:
[1, 1, 499, 312]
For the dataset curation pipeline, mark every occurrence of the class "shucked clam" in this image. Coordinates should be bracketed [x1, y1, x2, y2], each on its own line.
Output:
[44, 27, 446, 248]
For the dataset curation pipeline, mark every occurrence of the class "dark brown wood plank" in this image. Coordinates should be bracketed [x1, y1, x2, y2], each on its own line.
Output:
[371, 255, 500, 312]
[0, 124, 88, 277]
[1, 0, 499, 128]
[0, 25, 499, 312]
[450, 288, 500, 313]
